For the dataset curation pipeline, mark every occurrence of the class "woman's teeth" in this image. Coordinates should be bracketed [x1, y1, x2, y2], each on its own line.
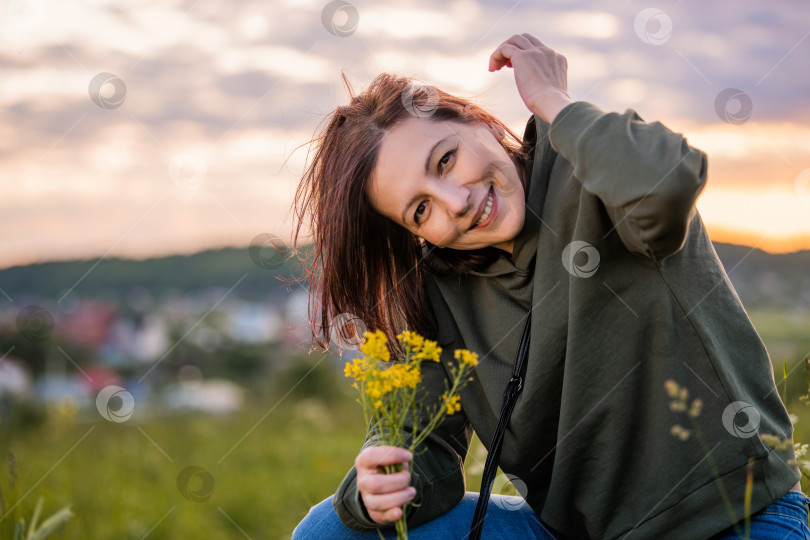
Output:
[476, 189, 494, 225]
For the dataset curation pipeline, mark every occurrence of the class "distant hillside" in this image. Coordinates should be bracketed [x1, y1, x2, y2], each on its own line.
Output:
[709, 243, 810, 310]
[0, 242, 807, 310]
[0, 244, 313, 303]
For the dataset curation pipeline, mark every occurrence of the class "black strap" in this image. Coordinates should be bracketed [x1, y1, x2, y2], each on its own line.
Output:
[469, 311, 532, 540]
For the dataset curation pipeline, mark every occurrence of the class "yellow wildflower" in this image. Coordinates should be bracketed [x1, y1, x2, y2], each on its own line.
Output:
[361, 330, 390, 362]
[454, 349, 479, 367]
[380, 363, 420, 390]
[687, 399, 702, 418]
[397, 330, 424, 351]
[416, 339, 442, 363]
[366, 378, 392, 399]
[397, 331, 442, 363]
[669, 400, 686, 412]
[670, 424, 691, 441]
[442, 393, 462, 415]
[664, 379, 679, 399]
[344, 356, 374, 382]
[400, 364, 421, 388]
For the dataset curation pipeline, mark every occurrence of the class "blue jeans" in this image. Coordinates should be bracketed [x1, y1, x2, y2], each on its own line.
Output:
[292, 490, 810, 539]
[709, 490, 810, 539]
[292, 492, 558, 539]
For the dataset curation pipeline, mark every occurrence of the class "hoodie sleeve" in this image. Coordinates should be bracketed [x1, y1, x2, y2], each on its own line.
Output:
[548, 101, 708, 262]
[332, 351, 473, 531]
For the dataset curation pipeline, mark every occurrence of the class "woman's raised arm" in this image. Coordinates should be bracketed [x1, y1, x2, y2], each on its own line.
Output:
[547, 101, 708, 262]
[490, 31, 708, 262]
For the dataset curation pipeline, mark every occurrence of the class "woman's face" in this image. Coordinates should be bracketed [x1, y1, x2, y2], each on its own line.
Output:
[367, 116, 525, 254]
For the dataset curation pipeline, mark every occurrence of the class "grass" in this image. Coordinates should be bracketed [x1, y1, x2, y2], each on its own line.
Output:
[0, 394, 369, 539]
[0, 309, 807, 538]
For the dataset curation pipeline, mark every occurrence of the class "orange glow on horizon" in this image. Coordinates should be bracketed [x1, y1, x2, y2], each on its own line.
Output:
[703, 226, 810, 254]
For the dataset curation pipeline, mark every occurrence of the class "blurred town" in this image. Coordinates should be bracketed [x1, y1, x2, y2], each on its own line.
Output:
[0, 240, 808, 428]
[0, 241, 357, 428]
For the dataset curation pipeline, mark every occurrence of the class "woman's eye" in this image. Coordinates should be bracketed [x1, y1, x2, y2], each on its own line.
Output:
[414, 201, 428, 224]
[438, 149, 455, 173]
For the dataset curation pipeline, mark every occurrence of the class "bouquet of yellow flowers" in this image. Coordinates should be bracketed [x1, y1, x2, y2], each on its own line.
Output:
[344, 329, 479, 539]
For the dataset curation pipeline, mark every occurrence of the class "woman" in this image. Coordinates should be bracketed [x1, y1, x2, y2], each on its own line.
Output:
[291, 34, 809, 539]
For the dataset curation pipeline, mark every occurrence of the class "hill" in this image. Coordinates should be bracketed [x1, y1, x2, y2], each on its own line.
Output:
[0, 242, 807, 310]
[0, 245, 311, 304]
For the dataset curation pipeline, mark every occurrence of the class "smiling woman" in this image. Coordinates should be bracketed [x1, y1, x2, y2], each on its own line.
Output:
[367, 114, 526, 254]
[290, 33, 809, 540]
[290, 71, 536, 356]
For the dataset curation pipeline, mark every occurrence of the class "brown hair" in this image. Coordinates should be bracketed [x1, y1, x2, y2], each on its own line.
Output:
[291, 72, 530, 356]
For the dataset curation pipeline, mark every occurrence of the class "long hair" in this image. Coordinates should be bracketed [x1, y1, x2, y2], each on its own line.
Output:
[291, 72, 530, 356]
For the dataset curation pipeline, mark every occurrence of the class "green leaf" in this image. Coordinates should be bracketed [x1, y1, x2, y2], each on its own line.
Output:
[14, 519, 24, 540]
[28, 497, 43, 536]
[29, 507, 73, 540]
[805, 353, 810, 392]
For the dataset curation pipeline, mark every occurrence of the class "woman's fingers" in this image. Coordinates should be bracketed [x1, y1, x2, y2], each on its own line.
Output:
[357, 469, 412, 494]
[489, 33, 549, 71]
[489, 34, 535, 71]
[355, 445, 415, 524]
[360, 473, 415, 524]
[363, 486, 417, 515]
[355, 445, 411, 472]
[521, 32, 543, 47]
[489, 44, 516, 71]
[487, 32, 572, 122]
[367, 503, 406, 524]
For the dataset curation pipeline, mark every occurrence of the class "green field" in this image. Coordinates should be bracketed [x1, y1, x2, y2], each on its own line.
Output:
[1, 309, 808, 539]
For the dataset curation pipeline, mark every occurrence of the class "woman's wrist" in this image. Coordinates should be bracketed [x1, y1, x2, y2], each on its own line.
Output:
[533, 92, 574, 124]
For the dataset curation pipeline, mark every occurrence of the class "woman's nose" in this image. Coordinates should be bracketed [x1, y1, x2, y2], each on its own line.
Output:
[436, 183, 472, 217]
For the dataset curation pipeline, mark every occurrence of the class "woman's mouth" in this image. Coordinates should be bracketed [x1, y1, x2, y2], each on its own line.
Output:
[469, 186, 496, 231]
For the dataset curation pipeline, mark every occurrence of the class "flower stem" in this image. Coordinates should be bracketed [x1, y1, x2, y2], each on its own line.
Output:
[688, 415, 745, 538]
[383, 463, 409, 539]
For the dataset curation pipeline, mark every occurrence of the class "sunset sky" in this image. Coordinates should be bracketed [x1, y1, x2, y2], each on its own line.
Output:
[2, 0, 809, 270]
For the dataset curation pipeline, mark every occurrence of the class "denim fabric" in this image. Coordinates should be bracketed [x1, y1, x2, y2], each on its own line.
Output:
[709, 490, 810, 540]
[293, 490, 810, 539]
[292, 492, 559, 539]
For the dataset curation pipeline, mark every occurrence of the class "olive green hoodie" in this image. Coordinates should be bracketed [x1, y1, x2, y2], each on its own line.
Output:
[333, 101, 800, 539]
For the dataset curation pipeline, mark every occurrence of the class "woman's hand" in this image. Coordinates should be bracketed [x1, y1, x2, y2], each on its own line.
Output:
[355, 445, 415, 524]
[489, 33, 573, 124]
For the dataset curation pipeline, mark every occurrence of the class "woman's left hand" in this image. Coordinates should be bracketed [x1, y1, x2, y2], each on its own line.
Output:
[489, 33, 573, 123]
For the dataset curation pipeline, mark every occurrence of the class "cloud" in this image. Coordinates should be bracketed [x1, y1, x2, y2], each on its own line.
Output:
[1, 0, 808, 268]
